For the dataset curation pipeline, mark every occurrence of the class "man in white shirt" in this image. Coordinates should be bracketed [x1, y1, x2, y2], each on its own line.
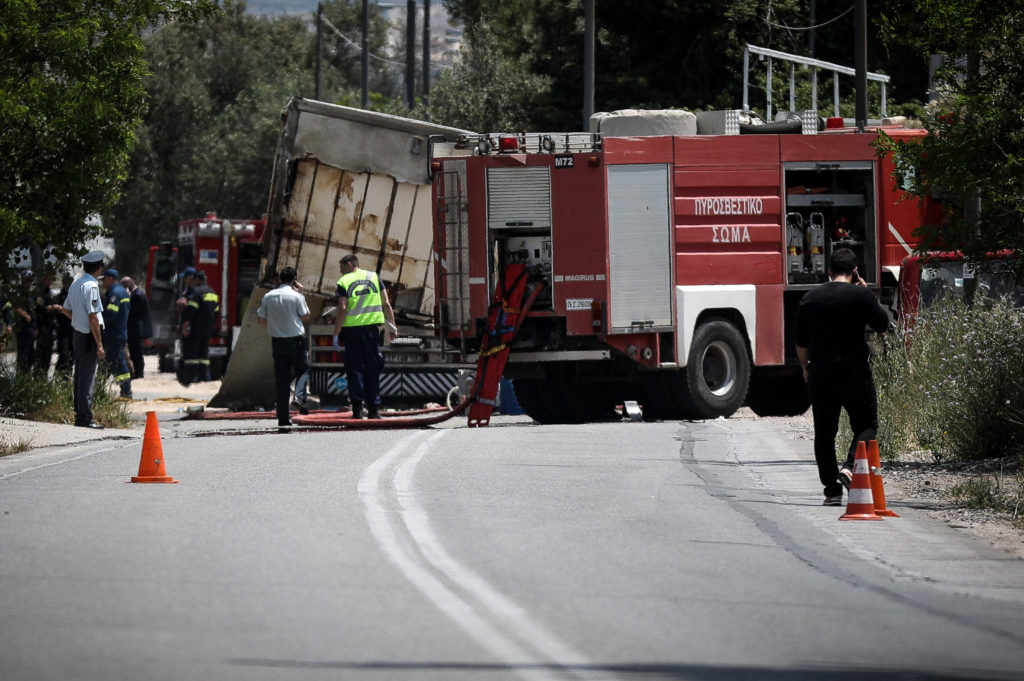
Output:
[257, 266, 311, 433]
[62, 251, 107, 429]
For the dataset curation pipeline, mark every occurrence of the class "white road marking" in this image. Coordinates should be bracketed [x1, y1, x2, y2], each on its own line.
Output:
[359, 431, 618, 681]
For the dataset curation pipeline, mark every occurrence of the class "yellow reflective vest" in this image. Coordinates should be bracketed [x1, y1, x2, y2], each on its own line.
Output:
[336, 269, 385, 327]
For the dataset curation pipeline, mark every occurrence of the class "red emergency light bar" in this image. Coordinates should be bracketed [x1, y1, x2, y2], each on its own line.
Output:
[498, 136, 520, 153]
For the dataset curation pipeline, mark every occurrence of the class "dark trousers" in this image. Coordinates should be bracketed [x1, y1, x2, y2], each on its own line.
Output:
[127, 330, 145, 378]
[272, 336, 309, 426]
[72, 331, 99, 426]
[342, 325, 383, 408]
[16, 327, 35, 373]
[807, 359, 878, 498]
[36, 326, 54, 374]
[180, 334, 210, 383]
[103, 338, 131, 383]
[55, 330, 74, 373]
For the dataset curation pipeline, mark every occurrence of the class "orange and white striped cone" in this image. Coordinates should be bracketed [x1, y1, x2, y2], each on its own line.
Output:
[129, 411, 178, 484]
[866, 439, 899, 517]
[840, 441, 882, 521]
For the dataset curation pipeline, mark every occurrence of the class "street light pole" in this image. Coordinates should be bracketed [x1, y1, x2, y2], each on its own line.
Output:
[406, 0, 416, 109]
[361, 0, 369, 108]
[315, 2, 323, 100]
[583, 0, 594, 129]
[422, 0, 431, 108]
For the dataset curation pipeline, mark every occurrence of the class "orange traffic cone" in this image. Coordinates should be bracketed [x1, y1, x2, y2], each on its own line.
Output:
[866, 439, 899, 517]
[129, 412, 178, 484]
[840, 441, 881, 520]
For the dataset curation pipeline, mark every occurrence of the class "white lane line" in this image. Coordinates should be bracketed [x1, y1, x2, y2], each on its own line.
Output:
[0, 441, 131, 481]
[359, 431, 618, 681]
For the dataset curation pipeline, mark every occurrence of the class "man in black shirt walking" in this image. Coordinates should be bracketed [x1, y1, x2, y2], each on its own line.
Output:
[796, 248, 890, 506]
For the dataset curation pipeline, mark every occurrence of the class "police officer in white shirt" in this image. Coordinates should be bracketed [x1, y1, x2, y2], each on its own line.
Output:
[61, 251, 107, 429]
[257, 266, 311, 433]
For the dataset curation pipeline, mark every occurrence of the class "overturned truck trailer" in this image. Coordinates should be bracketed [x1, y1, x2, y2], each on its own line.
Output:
[210, 98, 471, 410]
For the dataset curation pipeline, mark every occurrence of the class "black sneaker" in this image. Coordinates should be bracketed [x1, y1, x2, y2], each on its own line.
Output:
[291, 400, 309, 415]
[823, 495, 843, 506]
[838, 468, 853, 490]
[351, 402, 364, 419]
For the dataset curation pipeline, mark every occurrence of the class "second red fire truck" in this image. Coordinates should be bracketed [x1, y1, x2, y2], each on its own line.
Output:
[146, 213, 265, 379]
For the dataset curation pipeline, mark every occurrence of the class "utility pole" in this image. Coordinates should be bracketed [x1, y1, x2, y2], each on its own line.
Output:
[422, 0, 431, 108]
[361, 0, 369, 109]
[583, 0, 594, 129]
[808, 0, 816, 58]
[406, 0, 416, 109]
[315, 2, 323, 100]
[854, 0, 867, 131]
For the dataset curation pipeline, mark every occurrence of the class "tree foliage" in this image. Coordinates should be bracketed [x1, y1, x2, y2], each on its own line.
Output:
[106, 0, 399, 278]
[443, 1, 926, 131]
[425, 22, 550, 132]
[0, 0, 218, 279]
[877, 1, 1024, 279]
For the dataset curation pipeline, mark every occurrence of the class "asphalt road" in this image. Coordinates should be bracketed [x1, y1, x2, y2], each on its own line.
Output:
[1, 415, 1023, 681]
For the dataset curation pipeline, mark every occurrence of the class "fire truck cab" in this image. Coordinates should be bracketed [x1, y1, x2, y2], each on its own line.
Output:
[432, 110, 934, 423]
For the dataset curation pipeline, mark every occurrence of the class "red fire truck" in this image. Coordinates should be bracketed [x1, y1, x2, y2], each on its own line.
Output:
[899, 250, 1023, 322]
[146, 213, 265, 379]
[431, 111, 939, 423]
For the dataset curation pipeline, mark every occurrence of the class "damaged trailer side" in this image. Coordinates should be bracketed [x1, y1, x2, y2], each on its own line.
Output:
[210, 98, 471, 410]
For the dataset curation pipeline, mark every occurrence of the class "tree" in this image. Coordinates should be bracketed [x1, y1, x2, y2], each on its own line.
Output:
[443, 1, 921, 131]
[425, 22, 550, 132]
[877, 0, 1024, 279]
[106, 0, 401, 278]
[0, 0, 218, 280]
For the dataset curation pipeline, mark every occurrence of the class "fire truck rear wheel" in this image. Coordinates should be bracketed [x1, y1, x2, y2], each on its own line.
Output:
[512, 369, 615, 424]
[680, 319, 751, 419]
[746, 369, 810, 417]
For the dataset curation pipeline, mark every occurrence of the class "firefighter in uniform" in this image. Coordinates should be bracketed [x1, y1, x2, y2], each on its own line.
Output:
[100, 268, 132, 398]
[332, 254, 396, 419]
[179, 269, 218, 385]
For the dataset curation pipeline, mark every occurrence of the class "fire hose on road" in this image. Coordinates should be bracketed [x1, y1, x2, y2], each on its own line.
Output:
[187, 266, 544, 432]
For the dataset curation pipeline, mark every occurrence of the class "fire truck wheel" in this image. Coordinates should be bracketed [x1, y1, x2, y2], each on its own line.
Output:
[680, 319, 751, 419]
[746, 369, 810, 417]
[512, 369, 615, 424]
[511, 379, 553, 423]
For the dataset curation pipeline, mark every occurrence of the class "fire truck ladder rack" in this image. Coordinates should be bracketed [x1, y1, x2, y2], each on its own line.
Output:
[436, 169, 472, 359]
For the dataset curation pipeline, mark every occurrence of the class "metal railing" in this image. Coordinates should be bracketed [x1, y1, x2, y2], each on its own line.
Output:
[742, 44, 890, 121]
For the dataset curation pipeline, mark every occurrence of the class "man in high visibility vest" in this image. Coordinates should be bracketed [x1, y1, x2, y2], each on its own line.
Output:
[332, 254, 396, 419]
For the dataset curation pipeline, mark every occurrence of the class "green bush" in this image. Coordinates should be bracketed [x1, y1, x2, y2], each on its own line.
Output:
[0, 360, 130, 428]
[875, 295, 1024, 462]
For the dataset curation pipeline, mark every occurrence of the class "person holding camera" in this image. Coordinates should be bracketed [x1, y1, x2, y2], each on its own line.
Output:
[795, 248, 890, 506]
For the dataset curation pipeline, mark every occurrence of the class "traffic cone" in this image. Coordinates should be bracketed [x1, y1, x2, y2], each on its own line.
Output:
[129, 412, 178, 484]
[866, 439, 899, 517]
[839, 441, 881, 520]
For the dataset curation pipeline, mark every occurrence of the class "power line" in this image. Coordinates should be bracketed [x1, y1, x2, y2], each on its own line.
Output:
[765, 6, 853, 32]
